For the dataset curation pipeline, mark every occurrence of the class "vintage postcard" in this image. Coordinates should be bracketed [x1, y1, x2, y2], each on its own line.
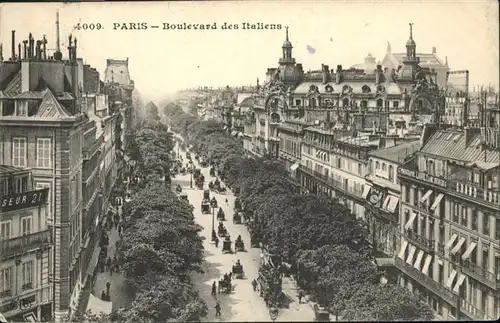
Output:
[0, 1, 498, 322]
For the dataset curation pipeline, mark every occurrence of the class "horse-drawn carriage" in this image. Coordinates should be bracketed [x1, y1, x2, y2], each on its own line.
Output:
[217, 222, 228, 237]
[218, 276, 232, 293]
[222, 239, 232, 253]
[314, 304, 330, 322]
[217, 207, 225, 221]
[195, 174, 205, 189]
[234, 198, 242, 212]
[232, 263, 244, 279]
[233, 212, 243, 224]
[175, 184, 182, 193]
[235, 237, 245, 252]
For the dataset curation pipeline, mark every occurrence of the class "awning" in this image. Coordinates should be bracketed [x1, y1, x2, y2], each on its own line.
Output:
[461, 242, 477, 261]
[86, 246, 102, 276]
[453, 274, 467, 293]
[413, 250, 425, 270]
[422, 255, 433, 275]
[445, 234, 458, 250]
[445, 269, 457, 288]
[451, 237, 466, 255]
[406, 245, 417, 264]
[362, 185, 371, 199]
[23, 312, 37, 322]
[420, 189, 433, 203]
[290, 163, 299, 171]
[398, 239, 408, 260]
[382, 195, 391, 210]
[430, 193, 444, 211]
[404, 212, 417, 230]
[387, 196, 399, 213]
[87, 292, 113, 315]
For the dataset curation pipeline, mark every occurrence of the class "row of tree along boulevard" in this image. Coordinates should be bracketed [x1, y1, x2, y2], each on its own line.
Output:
[163, 101, 434, 322]
[70, 102, 208, 322]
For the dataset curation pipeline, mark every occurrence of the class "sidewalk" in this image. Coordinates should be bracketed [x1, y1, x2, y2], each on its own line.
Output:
[91, 205, 134, 311]
[277, 276, 316, 322]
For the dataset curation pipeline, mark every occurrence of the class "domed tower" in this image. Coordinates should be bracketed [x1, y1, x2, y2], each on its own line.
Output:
[398, 23, 420, 82]
[277, 27, 303, 86]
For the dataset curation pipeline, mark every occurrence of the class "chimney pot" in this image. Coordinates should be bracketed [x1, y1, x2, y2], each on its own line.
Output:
[432, 47, 436, 54]
[337, 65, 342, 71]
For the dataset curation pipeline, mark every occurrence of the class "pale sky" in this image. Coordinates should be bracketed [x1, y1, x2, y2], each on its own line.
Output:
[0, 0, 498, 103]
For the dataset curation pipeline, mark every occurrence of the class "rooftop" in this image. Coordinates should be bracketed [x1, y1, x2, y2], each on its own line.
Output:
[369, 140, 420, 163]
[0, 165, 28, 176]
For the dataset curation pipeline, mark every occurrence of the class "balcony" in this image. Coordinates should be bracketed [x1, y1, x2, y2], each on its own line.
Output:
[0, 230, 51, 260]
[460, 298, 492, 320]
[299, 166, 364, 202]
[404, 229, 435, 253]
[398, 167, 448, 188]
[460, 260, 500, 290]
[395, 257, 457, 306]
[365, 203, 398, 223]
[83, 135, 104, 160]
[447, 179, 500, 208]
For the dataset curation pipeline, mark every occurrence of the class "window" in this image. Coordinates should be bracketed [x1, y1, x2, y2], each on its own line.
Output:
[15, 176, 28, 193]
[460, 206, 468, 227]
[405, 185, 410, 203]
[36, 182, 52, 221]
[358, 163, 362, 175]
[71, 177, 77, 208]
[0, 221, 11, 240]
[21, 216, 32, 236]
[22, 261, 33, 290]
[12, 137, 27, 167]
[37, 138, 52, 168]
[382, 163, 387, 171]
[393, 101, 399, 108]
[376, 161, 380, 169]
[482, 244, 489, 269]
[389, 165, 394, 181]
[471, 209, 477, 231]
[16, 102, 28, 116]
[483, 212, 490, 236]
[496, 219, 500, 241]
[473, 172, 480, 184]
[0, 267, 12, 294]
[376, 99, 383, 108]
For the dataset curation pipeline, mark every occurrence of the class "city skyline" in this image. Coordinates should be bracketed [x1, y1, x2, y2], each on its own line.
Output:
[0, 0, 498, 103]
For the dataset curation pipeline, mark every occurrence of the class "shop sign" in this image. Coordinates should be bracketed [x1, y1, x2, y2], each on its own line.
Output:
[1, 189, 49, 212]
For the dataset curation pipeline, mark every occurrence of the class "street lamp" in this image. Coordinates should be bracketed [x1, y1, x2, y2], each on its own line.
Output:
[211, 197, 218, 241]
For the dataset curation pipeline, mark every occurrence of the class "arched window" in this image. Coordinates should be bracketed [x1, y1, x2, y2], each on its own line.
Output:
[343, 98, 349, 107]
[362, 85, 371, 93]
[389, 165, 394, 181]
[376, 161, 380, 169]
[271, 113, 280, 123]
[361, 100, 368, 109]
[309, 98, 316, 108]
[382, 163, 387, 171]
[377, 99, 384, 108]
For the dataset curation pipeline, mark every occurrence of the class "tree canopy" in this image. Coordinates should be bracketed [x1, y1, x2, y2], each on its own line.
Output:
[164, 98, 434, 321]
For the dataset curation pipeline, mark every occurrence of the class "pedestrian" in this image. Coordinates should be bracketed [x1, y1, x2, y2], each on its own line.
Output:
[225, 198, 228, 204]
[101, 290, 107, 301]
[215, 300, 221, 317]
[251, 279, 257, 291]
[109, 259, 114, 276]
[214, 237, 219, 248]
[113, 256, 119, 272]
[106, 281, 111, 296]
[211, 281, 217, 296]
[118, 224, 122, 238]
[298, 290, 304, 304]
[105, 257, 111, 272]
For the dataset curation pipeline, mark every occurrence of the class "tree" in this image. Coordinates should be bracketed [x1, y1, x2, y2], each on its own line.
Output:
[341, 283, 434, 321]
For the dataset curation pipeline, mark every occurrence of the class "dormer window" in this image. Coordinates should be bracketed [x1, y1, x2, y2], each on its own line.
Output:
[362, 85, 371, 93]
[16, 101, 28, 116]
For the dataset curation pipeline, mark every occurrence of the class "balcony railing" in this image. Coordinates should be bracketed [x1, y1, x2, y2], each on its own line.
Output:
[448, 180, 500, 207]
[83, 136, 104, 160]
[398, 168, 448, 188]
[0, 230, 51, 260]
[300, 166, 363, 200]
[21, 282, 33, 291]
[0, 290, 11, 298]
[395, 257, 457, 306]
[460, 260, 499, 289]
[460, 298, 491, 320]
[404, 229, 435, 252]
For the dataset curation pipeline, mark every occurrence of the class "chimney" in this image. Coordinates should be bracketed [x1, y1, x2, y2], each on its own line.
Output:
[322, 64, 329, 84]
[464, 127, 481, 146]
[68, 34, 73, 61]
[0, 43, 3, 62]
[11, 30, 16, 59]
[432, 47, 436, 54]
[23, 40, 28, 59]
[36, 40, 41, 60]
[29, 33, 34, 58]
[375, 64, 382, 84]
[74, 38, 78, 61]
[336, 65, 342, 84]
[42, 35, 47, 59]
[420, 123, 438, 147]
[18, 43, 21, 61]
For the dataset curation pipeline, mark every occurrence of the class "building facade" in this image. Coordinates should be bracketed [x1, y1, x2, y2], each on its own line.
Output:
[397, 125, 499, 320]
[0, 166, 52, 321]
